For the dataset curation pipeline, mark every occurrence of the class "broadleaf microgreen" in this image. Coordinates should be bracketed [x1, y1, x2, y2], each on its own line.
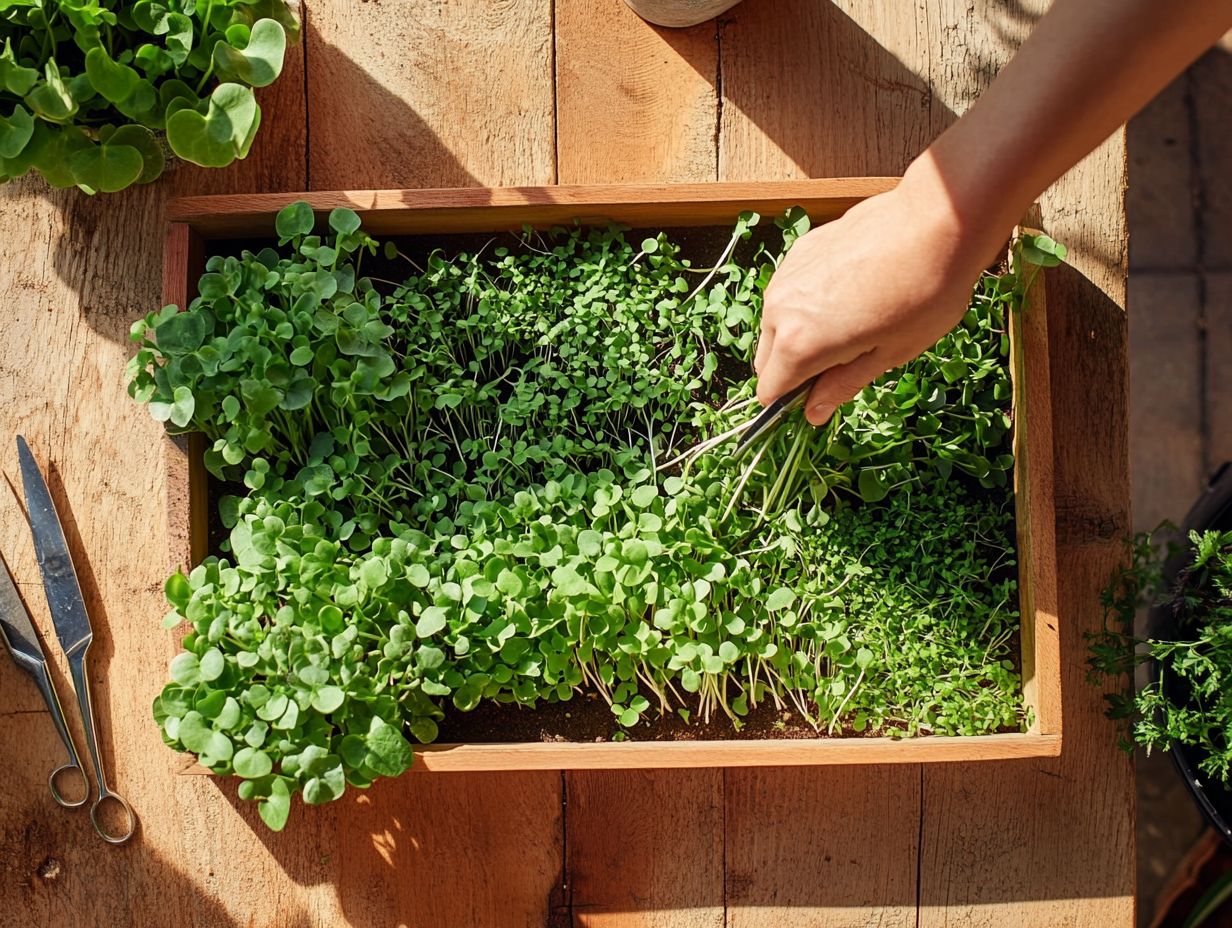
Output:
[131, 203, 1035, 828]
[0, 1, 295, 192]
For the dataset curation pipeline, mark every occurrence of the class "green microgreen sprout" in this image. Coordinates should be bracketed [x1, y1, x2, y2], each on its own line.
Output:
[0, 0, 297, 193]
[129, 202, 1036, 829]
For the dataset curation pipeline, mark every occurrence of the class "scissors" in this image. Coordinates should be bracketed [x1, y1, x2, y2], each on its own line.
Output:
[0, 436, 136, 844]
[731, 375, 818, 458]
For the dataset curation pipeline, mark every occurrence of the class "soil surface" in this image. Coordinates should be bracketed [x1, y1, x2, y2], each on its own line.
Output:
[434, 686, 834, 744]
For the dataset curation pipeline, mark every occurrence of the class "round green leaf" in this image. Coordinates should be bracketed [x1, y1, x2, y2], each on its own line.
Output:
[258, 777, 292, 831]
[212, 19, 286, 88]
[107, 124, 165, 184]
[0, 104, 33, 159]
[199, 647, 225, 682]
[765, 588, 795, 612]
[0, 41, 39, 96]
[164, 571, 190, 609]
[166, 83, 260, 168]
[233, 747, 273, 779]
[84, 47, 140, 104]
[328, 208, 361, 236]
[276, 200, 314, 239]
[169, 651, 200, 685]
[310, 685, 345, 714]
[25, 63, 78, 123]
[68, 138, 144, 193]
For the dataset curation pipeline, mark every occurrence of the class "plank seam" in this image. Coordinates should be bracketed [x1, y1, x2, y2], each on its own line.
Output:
[914, 765, 924, 928]
[561, 769, 571, 926]
[550, 0, 559, 185]
[714, 17, 723, 183]
[301, 0, 312, 189]
[721, 767, 729, 926]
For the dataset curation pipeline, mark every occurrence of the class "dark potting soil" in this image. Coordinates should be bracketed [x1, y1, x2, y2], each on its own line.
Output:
[434, 686, 839, 744]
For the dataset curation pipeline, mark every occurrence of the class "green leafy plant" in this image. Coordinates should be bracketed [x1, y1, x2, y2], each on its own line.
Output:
[1089, 528, 1232, 783]
[0, 0, 296, 193]
[130, 202, 1038, 828]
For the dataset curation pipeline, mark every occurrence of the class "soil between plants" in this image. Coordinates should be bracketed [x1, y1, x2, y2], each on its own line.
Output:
[434, 688, 834, 743]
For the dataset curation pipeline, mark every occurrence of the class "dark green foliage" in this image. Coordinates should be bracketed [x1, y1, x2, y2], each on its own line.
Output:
[0, 0, 296, 192]
[130, 203, 1032, 828]
[1089, 529, 1232, 784]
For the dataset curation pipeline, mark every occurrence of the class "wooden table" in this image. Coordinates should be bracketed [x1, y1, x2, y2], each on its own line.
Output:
[0, 1, 1133, 925]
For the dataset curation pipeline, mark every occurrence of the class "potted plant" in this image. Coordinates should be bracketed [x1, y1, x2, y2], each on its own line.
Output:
[1090, 463, 1232, 845]
[0, 0, 296, 193]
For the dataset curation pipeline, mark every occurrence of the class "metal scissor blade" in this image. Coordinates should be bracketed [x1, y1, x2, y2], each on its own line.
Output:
[0, 552, 45, 671]
[17, 437, 92, 656]
[732, 376, 816, 458]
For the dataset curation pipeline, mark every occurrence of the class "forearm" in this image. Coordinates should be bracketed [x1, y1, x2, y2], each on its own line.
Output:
[907, 0, 1232, 270]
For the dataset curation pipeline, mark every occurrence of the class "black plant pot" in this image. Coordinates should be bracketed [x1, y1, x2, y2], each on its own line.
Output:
[1147, 462, 1232, 845]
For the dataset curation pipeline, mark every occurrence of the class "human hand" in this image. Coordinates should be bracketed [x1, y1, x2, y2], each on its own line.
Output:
[754, 172, 999, 426]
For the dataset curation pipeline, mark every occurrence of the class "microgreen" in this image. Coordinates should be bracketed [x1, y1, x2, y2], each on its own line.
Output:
[0, 0, 296, 193]
[1088, 528, 1232, 784]
[130, 202, 1032, 828]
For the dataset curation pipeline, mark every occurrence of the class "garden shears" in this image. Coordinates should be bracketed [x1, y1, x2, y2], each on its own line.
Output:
[0, 436, 136, 844]
[732, 375, 818, 458]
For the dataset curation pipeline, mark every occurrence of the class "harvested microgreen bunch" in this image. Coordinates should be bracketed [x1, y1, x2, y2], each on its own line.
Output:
[130, 202, 1034, 828]
[1088, 529, 1232, 784]
[0, 0, 296, 192]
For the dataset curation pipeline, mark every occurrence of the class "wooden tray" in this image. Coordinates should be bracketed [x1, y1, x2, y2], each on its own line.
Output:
[163, 178, 1060, 772]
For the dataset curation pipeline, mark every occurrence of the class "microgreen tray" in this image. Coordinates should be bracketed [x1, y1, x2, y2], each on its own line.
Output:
[163, 179, 1060, 772]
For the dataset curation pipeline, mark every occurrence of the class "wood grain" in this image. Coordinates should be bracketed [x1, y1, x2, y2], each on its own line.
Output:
[718, 0, 943, 181]
[1011, 244, 1061, 737]
[725, 766, 921, 928]
[181, 732, 1063, 774]
[167, 178, 898, 236]
[568, 770, 724, 928]
[556, 0, 718, 184]
[306, 0, 555, 189]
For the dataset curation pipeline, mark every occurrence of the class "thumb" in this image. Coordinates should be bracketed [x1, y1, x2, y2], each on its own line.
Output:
[804, 349, 888, 426]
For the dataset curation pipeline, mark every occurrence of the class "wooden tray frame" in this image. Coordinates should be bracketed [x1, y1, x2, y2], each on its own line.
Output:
[163, 178, 1060, 772]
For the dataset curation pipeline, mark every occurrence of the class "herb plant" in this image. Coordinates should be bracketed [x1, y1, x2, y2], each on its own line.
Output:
[0, 0, 296, 193]
[130, 203, 1036, 829]
[1089, 529, 1232, 784]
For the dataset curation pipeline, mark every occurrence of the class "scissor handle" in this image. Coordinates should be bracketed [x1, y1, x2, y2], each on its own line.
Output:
[49, 761, 89, 808]
[90, 790, 136, 845]
[67, 646, 139, 845]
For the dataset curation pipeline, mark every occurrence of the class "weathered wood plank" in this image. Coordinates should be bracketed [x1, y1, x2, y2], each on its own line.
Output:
[725, 767, 920, 928]
[333, 773, 565, 927]
[718, 0, 941, 181]
[306, 0, 556, 189]
[1128, 272, 1203, 531]
[568, 770, 724, 928]
[1206, 273, 1232, 469]
[556, 0, 718, 183]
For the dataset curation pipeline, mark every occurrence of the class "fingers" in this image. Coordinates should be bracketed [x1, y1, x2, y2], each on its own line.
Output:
[803, 348, 887, 425]
[753, 326, 773, 376]
[755, 330, 851, 407]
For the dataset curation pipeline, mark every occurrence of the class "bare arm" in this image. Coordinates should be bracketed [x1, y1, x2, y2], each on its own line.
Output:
[755, 0, 1232, 425]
